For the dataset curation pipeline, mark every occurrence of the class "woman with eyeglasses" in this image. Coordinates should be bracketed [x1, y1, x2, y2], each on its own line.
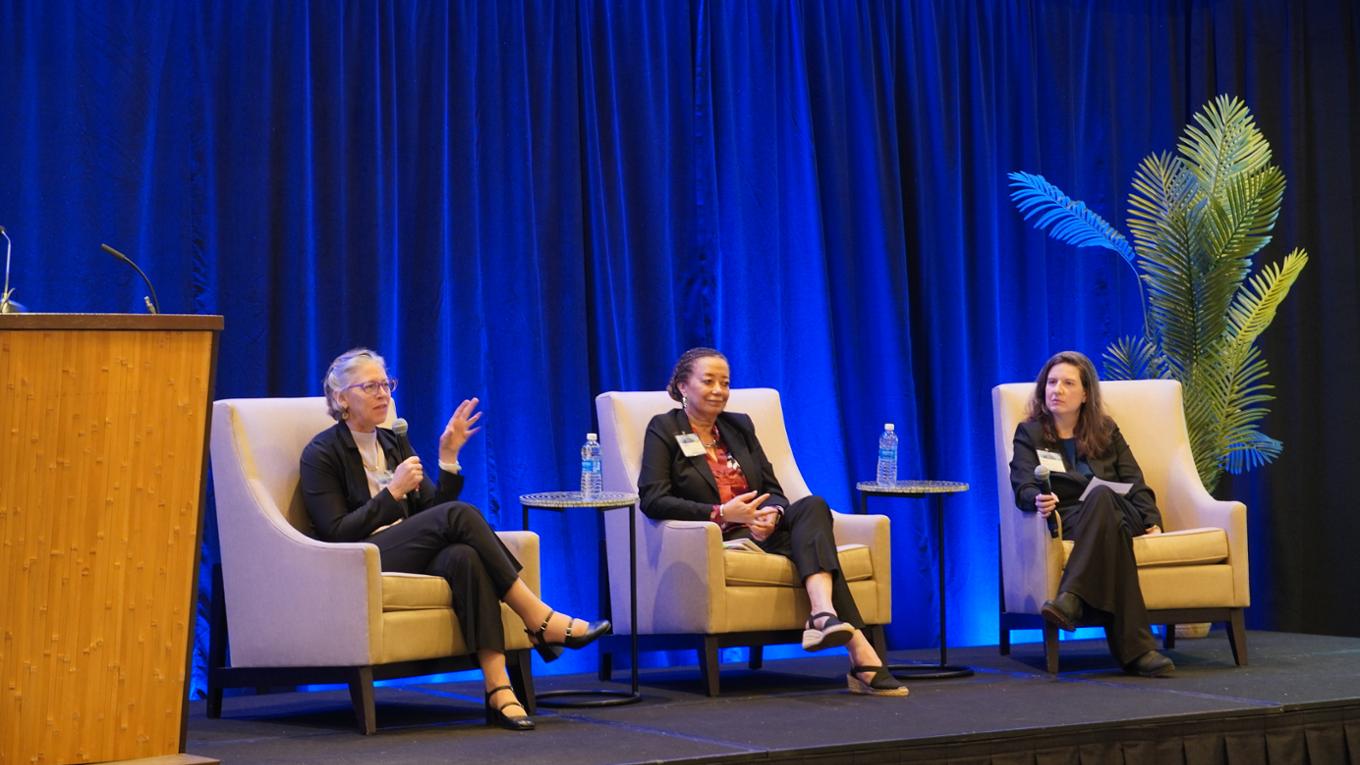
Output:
[299, 348, 609, 731]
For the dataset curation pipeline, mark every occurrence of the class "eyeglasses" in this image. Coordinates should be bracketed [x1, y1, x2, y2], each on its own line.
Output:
[344, 378, 398, 396]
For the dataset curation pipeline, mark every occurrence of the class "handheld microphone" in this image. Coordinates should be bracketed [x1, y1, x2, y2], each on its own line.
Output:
[100, 243, 160, 314]
[0, 225, 18, 314]
[1034, 464, 1053, 496]
[392, 418, 415, 500]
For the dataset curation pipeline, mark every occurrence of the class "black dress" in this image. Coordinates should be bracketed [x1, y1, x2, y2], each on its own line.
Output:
[299, 422, 522, 652]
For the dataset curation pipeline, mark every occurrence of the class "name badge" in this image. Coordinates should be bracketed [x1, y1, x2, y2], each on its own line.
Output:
[1035, 449, 1066, 473]
[674, 432, 707, 454]
[675, 433, 707, 457]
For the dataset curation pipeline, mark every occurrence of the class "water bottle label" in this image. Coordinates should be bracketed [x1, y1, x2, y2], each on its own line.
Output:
[878, 448, 896, 460]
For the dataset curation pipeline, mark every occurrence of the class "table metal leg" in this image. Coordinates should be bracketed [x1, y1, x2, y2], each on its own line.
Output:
[535, 503, 642, 708]
[884, 493, 973, 680]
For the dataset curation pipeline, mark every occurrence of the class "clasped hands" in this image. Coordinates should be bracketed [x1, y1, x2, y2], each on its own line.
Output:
[388, 398, 484, 501]
[720, 490, 782, 542]
[1034, 492, 1161, 535]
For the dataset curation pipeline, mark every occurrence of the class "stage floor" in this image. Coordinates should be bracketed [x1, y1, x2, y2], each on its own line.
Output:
[185, 630, 1360, 764]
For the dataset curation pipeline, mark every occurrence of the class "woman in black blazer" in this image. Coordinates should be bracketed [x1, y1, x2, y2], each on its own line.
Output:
[638, 347, 907, 697]
[299, 348, 609, 730]
[1008, 350, 1174, 677]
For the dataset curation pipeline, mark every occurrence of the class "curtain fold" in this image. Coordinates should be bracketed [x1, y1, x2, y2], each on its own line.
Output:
[1, 0, 1356, 697]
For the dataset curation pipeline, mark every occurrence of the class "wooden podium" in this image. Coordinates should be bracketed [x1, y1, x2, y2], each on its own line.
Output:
[0, 314, 222, 765]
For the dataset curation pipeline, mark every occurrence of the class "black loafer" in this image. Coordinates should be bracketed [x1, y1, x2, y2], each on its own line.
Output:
[1040, 592, 1082, 632]
[1124, 650, 1175, 677]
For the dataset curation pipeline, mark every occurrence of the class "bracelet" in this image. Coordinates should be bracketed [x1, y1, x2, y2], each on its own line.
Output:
[714, 503, 724, 522]
[438, 459, 462, 474]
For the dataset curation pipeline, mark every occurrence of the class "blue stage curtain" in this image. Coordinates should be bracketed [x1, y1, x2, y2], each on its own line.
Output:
[2, 1, 1357, 697]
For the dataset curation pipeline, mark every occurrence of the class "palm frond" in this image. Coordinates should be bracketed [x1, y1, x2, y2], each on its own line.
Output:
[1223, 249, 1309, 351]
[1179, 94, 1273, 199]
[1102, 335, 1168, 380]
[1008, 171, 1137, 264]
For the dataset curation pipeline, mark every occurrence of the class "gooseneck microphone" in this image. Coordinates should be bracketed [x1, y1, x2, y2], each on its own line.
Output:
[1034, 464, 1054, 496]
[100, 243, 160, 314]
[0, 225, 16, 314]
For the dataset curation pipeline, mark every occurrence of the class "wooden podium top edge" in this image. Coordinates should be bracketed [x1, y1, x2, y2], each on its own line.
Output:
[0, 313, 224, 331]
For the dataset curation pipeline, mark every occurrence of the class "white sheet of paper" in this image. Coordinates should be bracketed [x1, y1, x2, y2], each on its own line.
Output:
[1079, 476, 1134, 500]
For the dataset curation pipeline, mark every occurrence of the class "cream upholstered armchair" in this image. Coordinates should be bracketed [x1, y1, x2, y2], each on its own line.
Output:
[207, 397, 539, 734]
[993, 380, 1249, 673]
[595, 389, 892, 696]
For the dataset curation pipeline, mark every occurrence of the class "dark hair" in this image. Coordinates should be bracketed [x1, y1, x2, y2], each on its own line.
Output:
[667, 347, 727, 402]
[1025, 350, 1114, 458]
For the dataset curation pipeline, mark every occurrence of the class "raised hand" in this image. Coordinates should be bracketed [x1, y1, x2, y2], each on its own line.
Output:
[439, 397, 483, 464]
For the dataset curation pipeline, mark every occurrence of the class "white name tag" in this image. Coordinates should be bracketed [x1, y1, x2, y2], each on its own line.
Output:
[1035, 449, 1066, 473]
[676, 433, 707, 457]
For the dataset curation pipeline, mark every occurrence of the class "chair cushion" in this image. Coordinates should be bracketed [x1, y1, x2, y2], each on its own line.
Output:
[382, 572, 453, 611]
[1061, 527, 1228, 568]
[724, 544, 874, 587]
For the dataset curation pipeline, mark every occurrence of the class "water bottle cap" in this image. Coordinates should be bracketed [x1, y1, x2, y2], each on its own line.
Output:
[587, 433, 598, 441]
[883, 423, 894, 431]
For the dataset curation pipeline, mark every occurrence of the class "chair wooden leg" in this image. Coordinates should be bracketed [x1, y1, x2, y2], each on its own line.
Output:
[509, 650, 536, 715]
[1226, 609, 1248, 666]
[348, 667, 376, 735]
[1043, 623, 1060, 675]
[1163, 624, 1176, 651]
[999, 616, 1011, 656]
[206, 565, 227, 719]
[698, 636, 720, 697]
[748, 646, 763, 670]
[598, 648, 614, 682]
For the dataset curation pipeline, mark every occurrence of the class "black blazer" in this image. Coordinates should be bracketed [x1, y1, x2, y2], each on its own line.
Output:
[299, 421, 464, 543]
[1008, 419, 1161, 531]
[638, 407, 790, 521]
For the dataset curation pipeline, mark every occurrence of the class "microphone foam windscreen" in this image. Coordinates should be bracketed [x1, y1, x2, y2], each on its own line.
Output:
[393, 418, 408, 437]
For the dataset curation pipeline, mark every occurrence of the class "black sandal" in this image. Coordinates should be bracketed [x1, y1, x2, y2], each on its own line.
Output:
[802, 611, 854, 652]
[846, 666, 909, 697]
[485, 685, 535, 730]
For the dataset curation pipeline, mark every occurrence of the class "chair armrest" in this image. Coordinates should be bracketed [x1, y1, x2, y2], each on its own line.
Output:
[218, 479, 383, 666]
[1165, 462, 1250, 607]
[831, 510, 890, 577]
[1000, 507, 1064, 614]
[496, 530, 541, 596]
[604, 510, 725, 634]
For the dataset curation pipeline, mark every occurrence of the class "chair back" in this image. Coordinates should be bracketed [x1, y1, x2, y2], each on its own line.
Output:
[595, 389, 812, 501]
[993, 379, 1198, 529]
[211, 397, 397, 535]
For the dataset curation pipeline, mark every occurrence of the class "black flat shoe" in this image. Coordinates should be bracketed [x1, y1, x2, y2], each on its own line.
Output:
[847, 666, 909, 697]
[485, 685, 535, 731]
[1040, 592, 1082, 633]
[1123, 650, 1175, 678]
[525, 609, 612, 662]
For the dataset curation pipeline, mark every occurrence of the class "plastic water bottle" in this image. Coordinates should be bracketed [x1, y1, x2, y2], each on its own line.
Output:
[876, 423, 898, 486]
[580, 433, 603, 498]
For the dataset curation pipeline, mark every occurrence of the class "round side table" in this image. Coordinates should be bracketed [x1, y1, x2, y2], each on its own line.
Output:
[855, 480, 973, 680]
[520, 490, 642, 707]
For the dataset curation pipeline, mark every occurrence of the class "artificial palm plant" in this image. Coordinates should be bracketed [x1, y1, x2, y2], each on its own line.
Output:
[1009, 95, 1307, 492]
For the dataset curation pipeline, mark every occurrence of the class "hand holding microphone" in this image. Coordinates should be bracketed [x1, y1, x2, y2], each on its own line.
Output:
[389, 456, 424, 500]
[1033, 465, 1058, 517]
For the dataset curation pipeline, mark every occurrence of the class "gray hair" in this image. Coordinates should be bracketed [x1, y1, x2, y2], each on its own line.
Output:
[323, 347, 386, 421]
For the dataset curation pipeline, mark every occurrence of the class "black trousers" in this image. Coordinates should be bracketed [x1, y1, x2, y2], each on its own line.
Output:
[1057, 486, 1157, 665]
[755, 495, 865, 630]
[369, 502, 523, 653]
